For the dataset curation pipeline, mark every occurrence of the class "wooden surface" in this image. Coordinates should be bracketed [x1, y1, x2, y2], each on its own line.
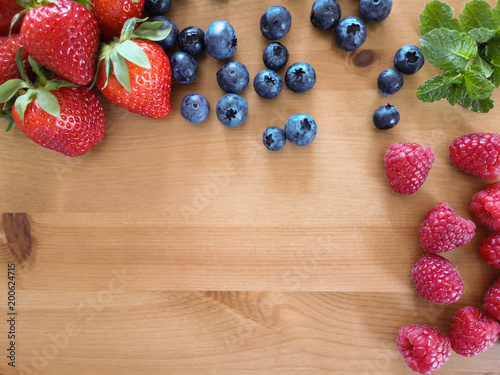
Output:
[1, 0, 500, 374]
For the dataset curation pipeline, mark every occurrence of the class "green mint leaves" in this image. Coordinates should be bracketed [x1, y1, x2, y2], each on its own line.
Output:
[417, 0, 500, 113]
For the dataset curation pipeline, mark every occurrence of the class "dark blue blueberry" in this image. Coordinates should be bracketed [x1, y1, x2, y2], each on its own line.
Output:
[145, 0, 171, 16]
[170, 52, 198, 84]
[310, 0, 341, 31]
[285, 62, 316, 94]
[334, 16, 367, 51]
[260, 5, 292, 40]
[285, 113, 317, 146]
[263, 126, 287, 151]
[377, 68, 403, 96]
[359, 0, 392, 23]
[373, 104, 400, 130]
[178, 26, 205, 57]
[216, 94, 248, 128]
[180, 94, 210, 124]
[216, 61, 249, 94]
[148, 16, 178, 51]
[253, 69, 283, 99]
[262, 42, 289, 71]
[394, 45, 425, 75]
[204, 20, 237, 60]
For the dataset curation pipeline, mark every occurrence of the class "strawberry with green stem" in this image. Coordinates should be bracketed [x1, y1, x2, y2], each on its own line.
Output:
[0, 51, 105, 156]
[95, 17, 172, 119]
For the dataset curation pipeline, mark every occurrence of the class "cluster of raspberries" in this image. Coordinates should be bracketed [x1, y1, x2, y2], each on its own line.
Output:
[383, 133, 500, 374]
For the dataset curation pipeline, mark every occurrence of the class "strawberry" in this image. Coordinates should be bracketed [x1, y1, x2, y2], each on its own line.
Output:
[95, 18, 172, 119]
[90, 0, 145, 42]
[0, 0, 24, 36]
[0, 59, 105, 156]
[0, 35, 31, 86]
[20, 0, 100, 85]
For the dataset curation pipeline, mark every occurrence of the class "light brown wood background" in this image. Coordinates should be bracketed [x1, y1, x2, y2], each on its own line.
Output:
[1, 0, 500, 374]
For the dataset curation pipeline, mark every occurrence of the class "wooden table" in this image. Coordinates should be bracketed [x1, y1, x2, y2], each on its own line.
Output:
[1, 0, 500, 373]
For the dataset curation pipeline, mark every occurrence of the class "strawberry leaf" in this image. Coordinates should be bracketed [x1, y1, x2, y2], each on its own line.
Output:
[14, 90, 36, 125]
[110, 50, 131, 93]
[15, 48, 32, 83]
[115, 40, 151, 69]
[44, 80, 77, 91]
[120, 17, 148, 43]
[35, 90, 60, 118]
[0, 79, 29, 103]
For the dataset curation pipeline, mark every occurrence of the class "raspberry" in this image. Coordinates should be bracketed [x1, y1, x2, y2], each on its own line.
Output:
[384, 142, 434, 195]
[484, 278, 500, 320]
[411, 253, 464, 305]
[479, 233, 500, 267]
[449, 133, 500, 180]
[397, 324, 451, 375]
[470, 182, 500, 232]
[449, 305, 500, 357]
[419, 202, 476, 253]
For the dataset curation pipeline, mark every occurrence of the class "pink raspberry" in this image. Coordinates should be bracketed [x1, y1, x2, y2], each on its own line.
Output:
[484, 278, 500, 320]
[411, 253, 464, 305]
[479, 233, 500, 267]
[419, 202, 475, 253]
[449, 305, 500, 357]
[449, 133, 500, 180]
[384, 142, 435, 195]
[470, 182, 500, 232]
[397, 324, 451, 375]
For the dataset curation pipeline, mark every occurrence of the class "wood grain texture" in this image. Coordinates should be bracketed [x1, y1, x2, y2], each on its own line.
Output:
[1, 0, 500, 374]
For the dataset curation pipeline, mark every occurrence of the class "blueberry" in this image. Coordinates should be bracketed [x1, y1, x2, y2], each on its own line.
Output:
[260, 5, 292, 40]
[263, 126, 287, 151]
[216, 61, 249, 94]
[262, 42, 289, 71]
[253, 69, 283, 99]
[334, 16, 367, 51]
[394, 45, 425, 75]
[216, 93, 248, 128]
[145, 0, 171, 16]
[170, 52, 197, 84]
[285, 62, 316, 94]
[285, 113, 317, 146]
[359, 0, 392, 23]
[204, 20, 237, 60]
[377, 68, 403, 96]
[178, 26, 205, 57]
[373, 104, 400, 130]
[310, 0, 341, 31]
[148, 16, 178, 51]
[181, 94, 210, 124]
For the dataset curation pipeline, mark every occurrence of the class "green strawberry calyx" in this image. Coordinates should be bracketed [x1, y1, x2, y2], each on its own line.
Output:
[0, 48, 76, 130]
[94, 17, 171, 93]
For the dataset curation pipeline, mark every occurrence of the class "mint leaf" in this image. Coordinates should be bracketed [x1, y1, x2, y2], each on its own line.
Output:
[420, 28, 478, 70]
[463, 67, 496, 99]
[471, 54, 495, 77]
[416, 71, 463, 102]
[469, 27, 498, 42]
[459, 94, 495, 112]
[494, 2, 500, 23]
[446, 83, 464, 105]
[420, 0, 464, 35]
[460, 0, 498, 32]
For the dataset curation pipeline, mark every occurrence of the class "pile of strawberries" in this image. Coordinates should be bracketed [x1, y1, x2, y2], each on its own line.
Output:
[0, 0, 172, 156]
[384, 133, 500, 374]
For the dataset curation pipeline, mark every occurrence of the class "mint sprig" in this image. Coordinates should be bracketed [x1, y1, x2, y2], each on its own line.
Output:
[417, 0, 500, 113]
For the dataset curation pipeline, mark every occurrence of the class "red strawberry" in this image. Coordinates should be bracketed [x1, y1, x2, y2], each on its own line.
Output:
[91, 0, 145, 42]
[479, 233, 500, 267]
[449, 133, 500, 180]
[95, 18, 171, 118]
[396, 324, 451, 375]
[0, 0, 24, 36]
[484, 278, 500, 320]
[449, 306, 500, 357]
[20, 0, 100, 85]
[411, 253, 464, 305]
[470, 182, 500, 232]
[418, 202, 475, 253]
[0, 35, 31, 86]
[384, 142, 435, 195]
